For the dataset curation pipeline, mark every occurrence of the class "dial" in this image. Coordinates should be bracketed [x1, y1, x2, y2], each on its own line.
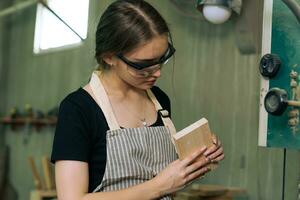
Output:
[260, 54, 281, 78]
[264, 88, 288, 116]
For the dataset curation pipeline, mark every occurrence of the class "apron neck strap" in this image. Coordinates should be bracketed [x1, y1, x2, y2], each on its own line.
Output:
[89, 71, 120, 130]
[146, 89, 177, 136]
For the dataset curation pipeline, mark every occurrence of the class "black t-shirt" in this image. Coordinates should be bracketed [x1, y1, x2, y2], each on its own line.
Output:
[51, 86, 171, 192]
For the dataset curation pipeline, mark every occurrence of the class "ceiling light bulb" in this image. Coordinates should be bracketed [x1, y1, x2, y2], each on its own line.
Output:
[202, 5, 232, 24]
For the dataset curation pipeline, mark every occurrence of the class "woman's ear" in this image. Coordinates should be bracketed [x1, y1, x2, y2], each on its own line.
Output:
[102, 54, 115, 66]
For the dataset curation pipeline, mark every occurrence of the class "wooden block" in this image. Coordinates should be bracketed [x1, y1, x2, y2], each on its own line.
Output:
[173, 118, 217, 170]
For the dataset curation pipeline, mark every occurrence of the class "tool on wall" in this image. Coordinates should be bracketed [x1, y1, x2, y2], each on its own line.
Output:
[1, 104, 58, 132]
[23, 104, 34, 144]
[47, 107, 59, 119]
[8, 107, 21, 119]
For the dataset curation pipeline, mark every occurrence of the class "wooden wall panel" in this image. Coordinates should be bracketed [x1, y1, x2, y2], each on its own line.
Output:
[0, 0, 12, 147]
[1, 0, 299, 200]
[2, 0, 106, 199]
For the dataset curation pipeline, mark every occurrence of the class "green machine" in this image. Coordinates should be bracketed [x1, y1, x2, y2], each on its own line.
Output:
[259, 0, 300, 149]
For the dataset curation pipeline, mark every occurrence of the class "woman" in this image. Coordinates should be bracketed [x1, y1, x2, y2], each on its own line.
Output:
[51, 0, 224, 199]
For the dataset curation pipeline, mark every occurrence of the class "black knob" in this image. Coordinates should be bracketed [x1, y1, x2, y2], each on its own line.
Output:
[259, 54, 281, 78]
[264, 88, 288, 116]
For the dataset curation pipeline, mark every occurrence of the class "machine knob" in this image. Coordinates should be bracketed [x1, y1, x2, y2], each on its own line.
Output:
[264, 88, 288, 116]
[259, 54, 281, 78]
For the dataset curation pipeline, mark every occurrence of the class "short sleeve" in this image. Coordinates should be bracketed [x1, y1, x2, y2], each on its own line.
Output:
[51, 99, 91, 163]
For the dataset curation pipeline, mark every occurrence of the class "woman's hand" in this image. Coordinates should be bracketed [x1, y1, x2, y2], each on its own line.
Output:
[204, 133, 225, 163]
[152, 147, 211, 196]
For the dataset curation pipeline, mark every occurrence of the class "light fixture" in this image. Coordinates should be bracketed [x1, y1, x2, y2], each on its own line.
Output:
[196, 0, 242, 24]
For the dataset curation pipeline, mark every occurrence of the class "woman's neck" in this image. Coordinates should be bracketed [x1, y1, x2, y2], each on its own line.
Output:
[100, 70, 143, 100]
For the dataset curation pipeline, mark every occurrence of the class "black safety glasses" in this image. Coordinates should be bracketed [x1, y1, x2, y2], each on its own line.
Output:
[116, 43, 176, 70]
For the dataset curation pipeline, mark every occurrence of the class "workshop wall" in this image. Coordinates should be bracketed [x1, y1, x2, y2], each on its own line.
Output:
[1, 0, 299, 200]
[2, 0, 103, 198]
[0, 0, 10, 148]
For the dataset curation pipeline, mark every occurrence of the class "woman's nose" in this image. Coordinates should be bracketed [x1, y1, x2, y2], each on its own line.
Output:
[152, 69, 161, 78]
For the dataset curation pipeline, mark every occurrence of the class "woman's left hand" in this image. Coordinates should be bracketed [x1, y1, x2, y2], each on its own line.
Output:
[204, 133, 225, 163]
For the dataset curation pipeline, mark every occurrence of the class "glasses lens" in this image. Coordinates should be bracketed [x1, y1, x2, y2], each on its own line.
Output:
[127, 64, 162, 78]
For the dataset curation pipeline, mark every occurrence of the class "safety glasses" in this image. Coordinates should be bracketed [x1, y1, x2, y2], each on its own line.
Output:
[116, 42, 176, 70]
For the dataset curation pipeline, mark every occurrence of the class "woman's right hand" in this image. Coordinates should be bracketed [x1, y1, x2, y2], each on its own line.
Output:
[152, 147, 211, 196]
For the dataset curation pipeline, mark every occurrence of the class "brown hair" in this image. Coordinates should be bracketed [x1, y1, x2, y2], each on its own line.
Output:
[95, 0, 172, 69]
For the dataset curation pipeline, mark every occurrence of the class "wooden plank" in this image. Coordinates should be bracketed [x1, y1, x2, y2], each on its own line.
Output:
[41, 156, 54, 190]
[28, 156, 43, 190]
[258, 0, 273, 147]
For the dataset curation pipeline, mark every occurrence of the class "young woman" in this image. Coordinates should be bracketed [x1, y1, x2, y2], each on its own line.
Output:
[51, 1, 224, 200]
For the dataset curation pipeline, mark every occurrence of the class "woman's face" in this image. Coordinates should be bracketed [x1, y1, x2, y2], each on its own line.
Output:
[112, 35, 169, 90]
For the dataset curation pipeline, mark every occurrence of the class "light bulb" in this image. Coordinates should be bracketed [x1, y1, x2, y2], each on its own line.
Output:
[202, 5, 232, 24]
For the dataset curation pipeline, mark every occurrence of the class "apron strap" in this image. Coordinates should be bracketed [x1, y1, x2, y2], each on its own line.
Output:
[89, 70, 177, 136]
[146, 89, 177, 137]
[89, 71, 120, 130]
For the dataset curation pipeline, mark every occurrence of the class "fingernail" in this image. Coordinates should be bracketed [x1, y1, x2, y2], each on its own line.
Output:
[201, 146, 207, 151]
[213, 139, 217, 145]
[200, 147, 207, 154]
[204, 150, 209, 156]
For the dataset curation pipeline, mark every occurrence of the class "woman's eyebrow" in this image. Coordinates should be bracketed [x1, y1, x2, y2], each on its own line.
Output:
[131, 51, 166, 62]
[131, 45, 169, 62]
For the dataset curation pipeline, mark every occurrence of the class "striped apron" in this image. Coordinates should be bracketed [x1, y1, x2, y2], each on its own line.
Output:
[89, 71, 178, 199]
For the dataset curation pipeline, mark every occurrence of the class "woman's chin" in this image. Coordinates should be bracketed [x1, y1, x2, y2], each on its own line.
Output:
[136, 83, 155, 90]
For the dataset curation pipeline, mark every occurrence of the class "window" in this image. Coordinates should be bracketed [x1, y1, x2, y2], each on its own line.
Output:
[34, 0, 89, 53]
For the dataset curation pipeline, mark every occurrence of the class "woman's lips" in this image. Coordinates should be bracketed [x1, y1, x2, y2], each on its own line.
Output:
[145, 80, 156, 84]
